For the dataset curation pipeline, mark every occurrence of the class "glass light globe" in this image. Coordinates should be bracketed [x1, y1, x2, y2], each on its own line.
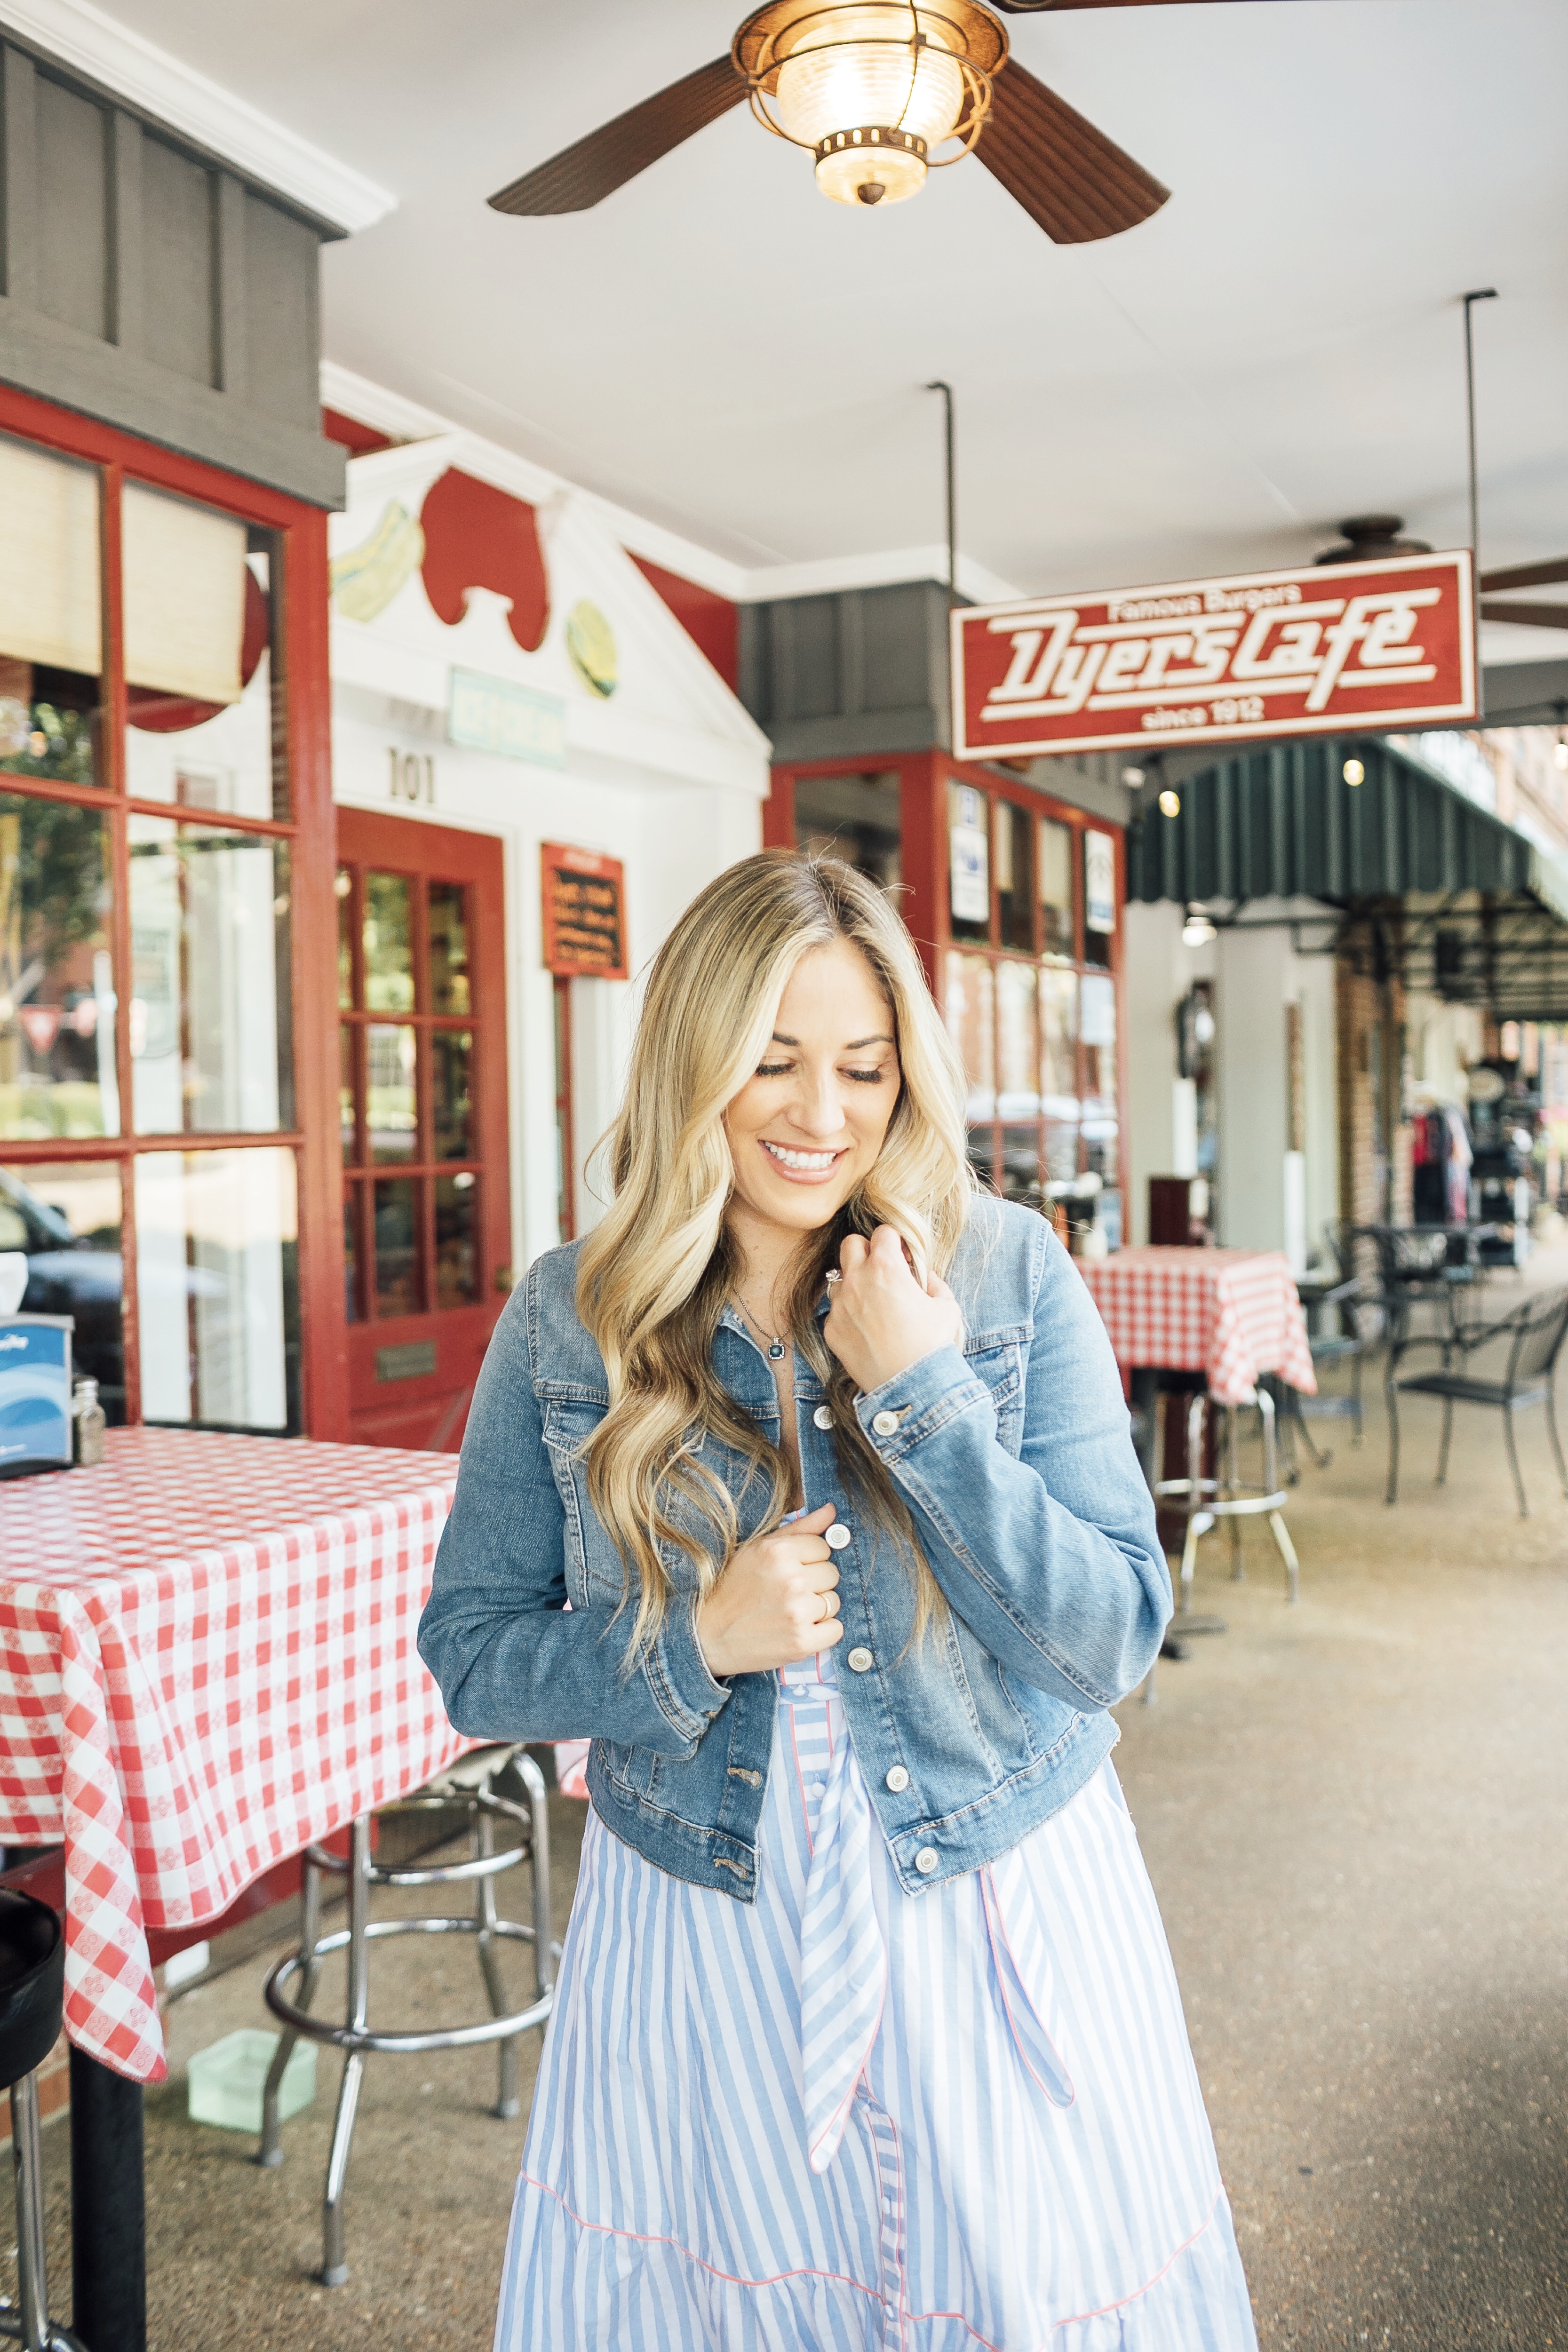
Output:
[774, 6, 965, 206]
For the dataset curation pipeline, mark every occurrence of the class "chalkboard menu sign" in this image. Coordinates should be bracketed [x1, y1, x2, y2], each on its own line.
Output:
[541, 843, 628, 980]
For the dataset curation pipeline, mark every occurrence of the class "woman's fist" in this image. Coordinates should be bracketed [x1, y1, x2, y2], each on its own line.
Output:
[823, 1226, 963, 1395]
[695, 1502, 844, 1680]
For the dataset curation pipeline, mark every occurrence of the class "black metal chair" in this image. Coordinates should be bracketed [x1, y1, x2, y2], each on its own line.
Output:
[0, 1890, 81, 2352]
[1387, 1286, 1568, 1514]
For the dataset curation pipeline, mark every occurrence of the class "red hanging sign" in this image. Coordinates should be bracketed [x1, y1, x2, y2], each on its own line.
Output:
[952, 550, 1477, 762]
[541, 843, 628, 980]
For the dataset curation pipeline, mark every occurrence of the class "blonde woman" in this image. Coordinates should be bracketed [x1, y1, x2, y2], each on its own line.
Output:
[419, 851, 1256, 2351]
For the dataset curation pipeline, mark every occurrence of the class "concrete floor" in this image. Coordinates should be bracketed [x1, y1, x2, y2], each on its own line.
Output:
[17, 1328, 1568, 2350]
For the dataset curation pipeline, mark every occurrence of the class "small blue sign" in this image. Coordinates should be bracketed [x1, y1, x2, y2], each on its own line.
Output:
[0, 1316, 74, 1476]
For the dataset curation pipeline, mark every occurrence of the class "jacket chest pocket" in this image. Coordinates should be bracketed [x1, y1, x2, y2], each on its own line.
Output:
[539, 1393, 623, 1606]
[965, 1339, 1025, 1457]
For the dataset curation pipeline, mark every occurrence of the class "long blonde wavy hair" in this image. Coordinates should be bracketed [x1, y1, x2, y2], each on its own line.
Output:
[575, 850, 975, 1659]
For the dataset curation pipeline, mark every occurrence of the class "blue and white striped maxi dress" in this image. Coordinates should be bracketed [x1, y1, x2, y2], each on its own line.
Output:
[499, 1646, 1258, 2351]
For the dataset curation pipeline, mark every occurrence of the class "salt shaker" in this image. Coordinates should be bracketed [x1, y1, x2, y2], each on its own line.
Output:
[72, 1377, 106, 1467]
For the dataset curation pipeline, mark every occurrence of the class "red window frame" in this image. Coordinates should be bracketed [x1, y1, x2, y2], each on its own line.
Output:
[765, 747, 1130, 1227]
[0, 383, 342, 1435]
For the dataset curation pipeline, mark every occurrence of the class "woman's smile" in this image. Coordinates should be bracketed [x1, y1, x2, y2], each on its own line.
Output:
[758, 1138, 848, 1181]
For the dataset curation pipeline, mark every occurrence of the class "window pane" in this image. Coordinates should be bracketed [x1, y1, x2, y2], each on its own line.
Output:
[435, 1172, 478, 1307]
[1083, 830, 1115, 970]
[795, 771, 902, 890]
[373, 1176, 422, 1317]
[0, 794, 118, 1140]
[366, 1024, 417, 1164]
[0, 1160, 125, 1421]
[995, 801, 1033, 952]
[428, 882, 470, 1015]
[1043, 1120, 1081, 1189]
[947, 783, 990, 943]
[432, 1031, 472, 1161]
[1039, 967, 1078, 1120]
[943, 950, 995, 1121]
[127, 818, 293, 1136]
[967, 1125, 996, 1194]
[999, 1125, 1042, 1208]
[339, 1025, 358, 1163]
[343, 1186, 360, 1324]
[1039, 818, 1074, 961]
[336, 869, 355, 1009]
[0, 434, 103, 790]
[363, 873, 414, 1012]
[1081, 972, 1119, 1192]
[135, 1146, 299, 1433]
[123, 517, 284, 822]
[995, 960, 1039, 1120]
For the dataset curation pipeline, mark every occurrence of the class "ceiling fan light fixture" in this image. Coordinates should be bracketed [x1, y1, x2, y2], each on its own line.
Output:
[738, 0, 1003, 207]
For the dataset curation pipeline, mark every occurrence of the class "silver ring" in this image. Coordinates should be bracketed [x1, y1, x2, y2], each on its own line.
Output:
[824, 1270, 842, 1285]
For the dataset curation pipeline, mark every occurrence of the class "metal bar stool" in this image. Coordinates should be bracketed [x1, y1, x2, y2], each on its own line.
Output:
[1157, 1386, 1301, 1612]
[0, 1891, 82, 2352]
[257, 1746, 558, 2288]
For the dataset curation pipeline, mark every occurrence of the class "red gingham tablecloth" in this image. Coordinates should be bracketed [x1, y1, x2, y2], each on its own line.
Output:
[1079, 1247, 1316, 1406]
[0, 1428, 462, 2085]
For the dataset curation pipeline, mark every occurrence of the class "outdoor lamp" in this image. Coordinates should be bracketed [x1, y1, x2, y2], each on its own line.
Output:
[1183, 908, 1217, 947]
[745, 3, 1001, 207]
[1158, 788, 1181, 818]
[1343, 757, 1365, 786]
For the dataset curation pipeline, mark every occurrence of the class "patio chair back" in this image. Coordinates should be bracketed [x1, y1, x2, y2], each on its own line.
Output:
[1501, 1288, 1568, 1393]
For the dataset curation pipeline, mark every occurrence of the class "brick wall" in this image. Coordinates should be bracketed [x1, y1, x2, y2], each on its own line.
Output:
[1336, 937, 1411, 1226]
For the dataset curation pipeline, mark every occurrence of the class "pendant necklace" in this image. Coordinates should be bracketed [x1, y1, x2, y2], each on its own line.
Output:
[735, 1296, 787, 1360]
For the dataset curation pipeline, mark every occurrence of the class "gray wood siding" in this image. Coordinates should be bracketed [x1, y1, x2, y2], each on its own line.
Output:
[0, 35, 342, 506]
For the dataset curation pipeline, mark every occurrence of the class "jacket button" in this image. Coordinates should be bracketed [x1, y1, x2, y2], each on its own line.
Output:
[825, 1522, 851, 1550]
[885, 1765, 910, 1793]
[812, 1405, 834, 1430]
[872, 1409, 900, 1437]
[915, 1847, 939, 1875]
[846, 1646, 873, 1672]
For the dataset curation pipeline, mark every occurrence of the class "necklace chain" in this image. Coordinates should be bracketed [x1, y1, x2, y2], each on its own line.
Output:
[733, 1293, 788, 1361]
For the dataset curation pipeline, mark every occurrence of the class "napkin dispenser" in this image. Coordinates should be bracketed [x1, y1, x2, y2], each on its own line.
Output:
[0, 1313, 75, 1478]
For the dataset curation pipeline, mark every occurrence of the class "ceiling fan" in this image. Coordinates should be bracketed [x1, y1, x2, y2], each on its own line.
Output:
[1479, 557, 1568, 636]
[488, 0, 1306, 246]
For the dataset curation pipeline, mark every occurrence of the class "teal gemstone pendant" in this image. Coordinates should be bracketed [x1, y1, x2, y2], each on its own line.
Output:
[769, 1339, 785, 1360]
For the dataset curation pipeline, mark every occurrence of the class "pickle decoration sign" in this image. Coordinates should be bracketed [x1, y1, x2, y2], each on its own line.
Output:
[952, 551, 1477, 761]
[541, 843, 628, 980]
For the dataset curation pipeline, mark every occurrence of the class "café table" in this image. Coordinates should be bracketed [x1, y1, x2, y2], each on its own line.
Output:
[0, 1426, 462, 2352]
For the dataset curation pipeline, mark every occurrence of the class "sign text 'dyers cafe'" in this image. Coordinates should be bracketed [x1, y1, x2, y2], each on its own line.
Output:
[952, 550, 1477, 761]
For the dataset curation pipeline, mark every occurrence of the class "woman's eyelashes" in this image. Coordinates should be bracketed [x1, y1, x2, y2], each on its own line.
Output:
[753, 1060, 889, 1084]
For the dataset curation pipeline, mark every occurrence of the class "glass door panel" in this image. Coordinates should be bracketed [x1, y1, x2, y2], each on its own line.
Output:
[336, 808, 509, 1451]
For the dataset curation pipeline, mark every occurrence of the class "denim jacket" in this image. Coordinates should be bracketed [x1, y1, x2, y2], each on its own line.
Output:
[418, 1197, 1170, 1902]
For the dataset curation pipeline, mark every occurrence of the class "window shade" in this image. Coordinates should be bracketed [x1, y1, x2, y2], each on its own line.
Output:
[123, 484, 247, 705]
[0, 435, 102, 675]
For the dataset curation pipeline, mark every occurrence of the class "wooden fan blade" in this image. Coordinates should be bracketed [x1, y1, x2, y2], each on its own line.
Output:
[977, 60, 1168, 242]
[488, 56, 745, 215]
[1480, 600, 1568, 632]
[1481, 557, 1568, 593]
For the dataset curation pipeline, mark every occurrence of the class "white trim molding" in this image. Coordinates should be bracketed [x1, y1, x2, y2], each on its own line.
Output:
[0, 0, 396, 232]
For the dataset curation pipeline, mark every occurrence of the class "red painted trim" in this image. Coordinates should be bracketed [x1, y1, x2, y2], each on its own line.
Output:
[0, 382, 323, 528]
[629, 554, 739, 691]
[321, 406, 394, 458]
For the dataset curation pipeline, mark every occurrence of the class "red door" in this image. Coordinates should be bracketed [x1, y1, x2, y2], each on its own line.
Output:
[336, 809, 511, 1450]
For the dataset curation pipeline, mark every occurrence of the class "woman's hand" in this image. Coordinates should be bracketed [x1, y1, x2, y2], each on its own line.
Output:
[823, 1225, 963, 1395]
[695, 1502, 844, 1679]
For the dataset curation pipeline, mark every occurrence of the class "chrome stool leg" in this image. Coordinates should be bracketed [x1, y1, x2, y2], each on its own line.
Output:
[258, 1848, 324, 2167]
[259, 1748, 561, 2291]
[321, 1817, 372, 2289]
[3, 2074, 83, 2352]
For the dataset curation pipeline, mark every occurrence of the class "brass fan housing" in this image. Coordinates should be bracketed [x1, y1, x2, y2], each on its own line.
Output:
[733, 2, 1009, 206]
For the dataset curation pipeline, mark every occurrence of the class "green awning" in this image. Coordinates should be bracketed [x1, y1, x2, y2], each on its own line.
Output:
[1128, 733, 1568, 1020]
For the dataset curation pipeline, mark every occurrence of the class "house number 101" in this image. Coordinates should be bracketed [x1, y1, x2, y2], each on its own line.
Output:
[388, 751, 435, 804]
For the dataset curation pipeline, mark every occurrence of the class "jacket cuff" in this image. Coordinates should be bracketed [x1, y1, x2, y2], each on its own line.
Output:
[854, 1342, 991, 1463]
[651, 1591, 736, 1742]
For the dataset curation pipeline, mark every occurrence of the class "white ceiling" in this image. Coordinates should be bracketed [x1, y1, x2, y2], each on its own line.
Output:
[55, 0, 1568, 623]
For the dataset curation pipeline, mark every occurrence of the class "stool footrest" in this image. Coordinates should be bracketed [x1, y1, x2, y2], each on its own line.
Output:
[265, 1915, 560, 2055]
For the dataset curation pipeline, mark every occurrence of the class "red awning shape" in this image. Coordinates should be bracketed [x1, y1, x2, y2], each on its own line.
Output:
[420, 469, 549, 654]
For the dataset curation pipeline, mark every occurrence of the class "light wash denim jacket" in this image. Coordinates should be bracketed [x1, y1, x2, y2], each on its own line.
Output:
[418, 1197, 1170, 1902]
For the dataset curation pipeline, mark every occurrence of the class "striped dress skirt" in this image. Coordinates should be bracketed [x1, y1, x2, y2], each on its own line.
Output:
[498, 1653, 1258, 2351]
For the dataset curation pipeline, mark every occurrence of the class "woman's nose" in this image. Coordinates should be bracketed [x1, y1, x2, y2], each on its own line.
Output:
[788, 1066, 849, 1138]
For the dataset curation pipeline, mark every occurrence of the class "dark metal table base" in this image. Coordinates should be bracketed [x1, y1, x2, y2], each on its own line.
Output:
[69, 2049, 145, 2352]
